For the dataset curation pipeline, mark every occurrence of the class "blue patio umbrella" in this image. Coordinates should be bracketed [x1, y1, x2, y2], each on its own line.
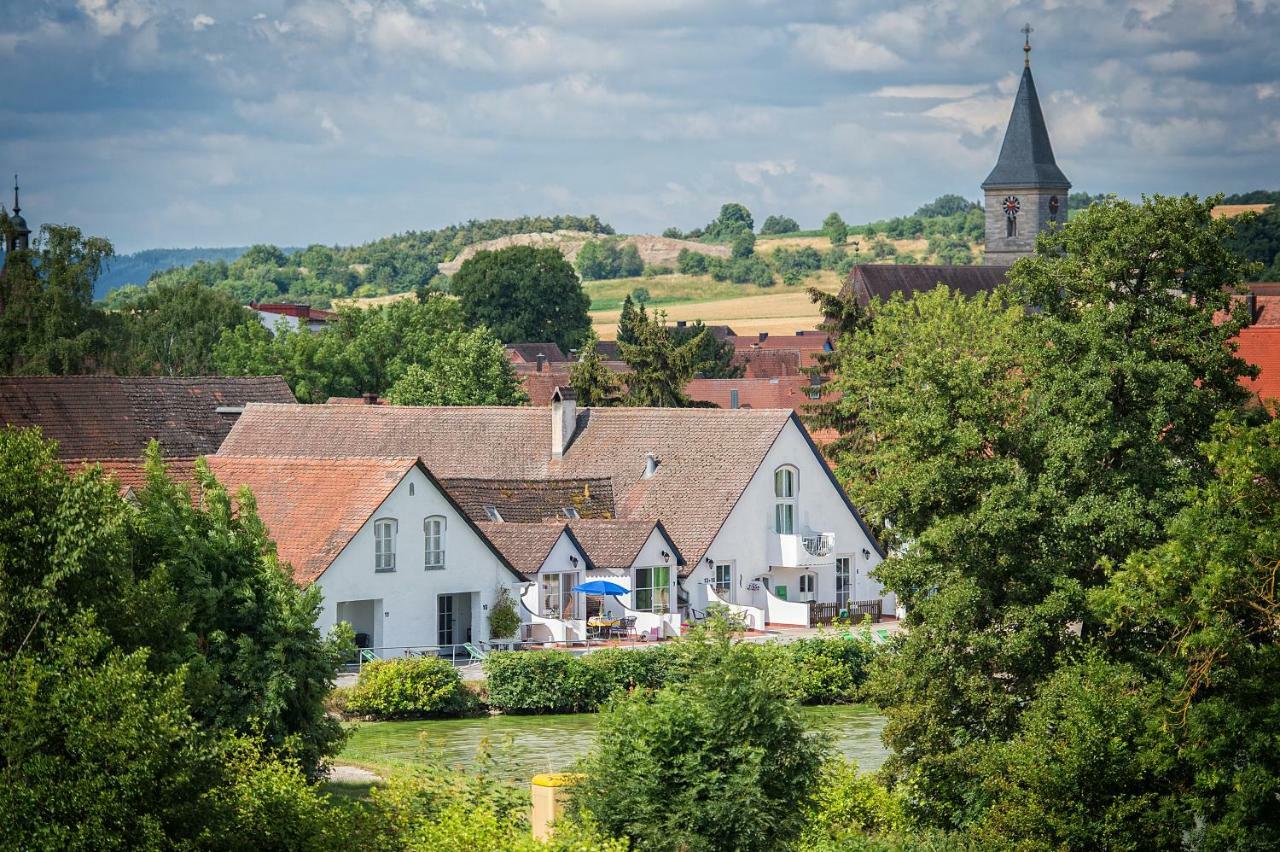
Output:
[572, 580, 630, 596]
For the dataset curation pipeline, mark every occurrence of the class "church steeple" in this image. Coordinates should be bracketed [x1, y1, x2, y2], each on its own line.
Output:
[4, 174, 31, 255]
[981, 26, 1070, 265]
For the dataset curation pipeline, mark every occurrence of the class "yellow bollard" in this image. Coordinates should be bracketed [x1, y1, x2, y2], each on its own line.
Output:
[530, 773, 582, 841]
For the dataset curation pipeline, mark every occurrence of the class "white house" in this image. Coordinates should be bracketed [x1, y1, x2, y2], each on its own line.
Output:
[206, 455, 526, 655]
[215, 388, 893, 631]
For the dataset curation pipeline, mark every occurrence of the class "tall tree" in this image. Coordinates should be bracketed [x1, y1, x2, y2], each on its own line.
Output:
[569, 330, 622, 406]
[674, 320, 742, 378]
[616, 294, 642, 346]
[702, 203, 754, 241]
[823, 212, 849, 247]
[450, 245, 591, 352]
[839, 195, 1256, 829]
[383, 328, 526, 406]
[619, 309, 704, 407]
[801, 285, 869, 457]
[116, 279, 256, 375]
[0, 221, 115, 374]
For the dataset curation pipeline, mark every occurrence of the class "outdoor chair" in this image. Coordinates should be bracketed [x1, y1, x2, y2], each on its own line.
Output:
[611, 616, 637, 641]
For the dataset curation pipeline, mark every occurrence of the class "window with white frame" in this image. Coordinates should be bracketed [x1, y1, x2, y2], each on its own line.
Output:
[799, 573, 816, 600]
[713, 562, 732, 595]
[424, 516, 445, 569]
[634, 565, 671, 613]
[374, 518, 397, 571]
[835, 557, 851, 608]
[540, 571, 579, 619]
[774, 465, 798, 534]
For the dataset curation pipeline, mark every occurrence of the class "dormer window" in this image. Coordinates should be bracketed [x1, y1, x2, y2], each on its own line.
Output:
[374, 518, 397, 572]
[774, 465, 797, 534]
[424, 516, 446, 569]
[483, 505, 503, 522]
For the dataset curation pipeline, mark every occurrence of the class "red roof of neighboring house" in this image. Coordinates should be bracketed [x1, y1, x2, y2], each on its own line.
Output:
[733, 348, 805, 378]
[251, 303, 337, 322]
[686, 377, 827, 413]
[1235, 328, 1280, 410]
[505, 343, 568, 364]
[0, 376, 296, 460]
[64, 456, 200, 497]
[728, 331, 832, 363]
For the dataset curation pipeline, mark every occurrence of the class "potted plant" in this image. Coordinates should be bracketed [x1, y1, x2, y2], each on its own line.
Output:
[488, 587, 521, 649]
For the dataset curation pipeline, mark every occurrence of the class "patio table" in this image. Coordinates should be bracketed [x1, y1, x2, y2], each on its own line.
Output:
[587, 617, 620, 640]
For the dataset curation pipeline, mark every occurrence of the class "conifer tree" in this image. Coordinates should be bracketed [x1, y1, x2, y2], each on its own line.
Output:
[619, 309, 703, 407]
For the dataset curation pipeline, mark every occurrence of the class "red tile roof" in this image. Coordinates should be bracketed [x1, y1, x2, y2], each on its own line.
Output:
[218, 403, 798, 575]
[64, 456, 200, 497]
[1235, 328, 1280, 411]
[251, 303, 337, 322]
[0, 376, 295, 460]
[441, 477, 616, 522]
[206, 455, 419, 585]
[474, 521, 570, 574]
[686, 376, 826, 411]
[732, 348, 805, 378]
[728, 332, 832, 370]
[568, 518, 680, 570]
[505, 343, 568, 364]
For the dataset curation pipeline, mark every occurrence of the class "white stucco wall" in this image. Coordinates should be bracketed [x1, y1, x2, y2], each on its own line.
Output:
[312, 465, 523, 652]
[684, 418, 893, 616]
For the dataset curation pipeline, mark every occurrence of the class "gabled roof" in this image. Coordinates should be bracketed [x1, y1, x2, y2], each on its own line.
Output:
[205, 455, 522, 585]
[1235, 328, 1280, 412]
[218, 403, 801, 575]
[569, 518, 682, 570]
[475, 521, 584, 575]
[982, 66, 1070, 189]
[840, 264, 1011, 307]
[65, 456, 199, 499]
[735, 348, 804, 378]
[441, 477, 616, 523]
[0, 376, 295, 460]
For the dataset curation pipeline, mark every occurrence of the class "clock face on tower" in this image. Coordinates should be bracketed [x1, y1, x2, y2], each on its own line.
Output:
[1003, 196, 1021, 219]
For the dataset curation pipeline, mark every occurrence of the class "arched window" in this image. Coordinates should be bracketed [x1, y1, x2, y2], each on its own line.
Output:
[374, 518, 397, 572]
[424, 516, 446, 569]
[774, 465, 798, 534]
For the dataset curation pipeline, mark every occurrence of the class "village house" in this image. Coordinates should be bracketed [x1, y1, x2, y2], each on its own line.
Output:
[214, 388, 893, 649]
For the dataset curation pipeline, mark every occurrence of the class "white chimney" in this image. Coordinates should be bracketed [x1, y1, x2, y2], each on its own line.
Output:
[643, 452, 659, 478]
[551, 387, 577, 458]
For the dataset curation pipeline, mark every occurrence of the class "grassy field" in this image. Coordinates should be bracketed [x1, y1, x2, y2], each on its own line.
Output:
[590, 270, 844, 339]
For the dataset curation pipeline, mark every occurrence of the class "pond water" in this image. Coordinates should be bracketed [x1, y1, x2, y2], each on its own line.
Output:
[341, 704, 888, 781]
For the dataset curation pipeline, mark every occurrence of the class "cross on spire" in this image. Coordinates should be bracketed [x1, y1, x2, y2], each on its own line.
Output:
[1021, 23, 1033, 67]
[12, 174, 19, 216]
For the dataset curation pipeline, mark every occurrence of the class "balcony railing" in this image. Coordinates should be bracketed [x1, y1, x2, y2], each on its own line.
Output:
[801, 533, 835, 558]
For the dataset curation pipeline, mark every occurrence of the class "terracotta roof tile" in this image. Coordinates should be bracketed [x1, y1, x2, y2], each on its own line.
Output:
[686, 377, 828, 413]
[1236, 328, 1280, 411]
[568, 518, 678, 570]
[64, 455, 200, 497]
[733, 348, 804, 378]
[505, 343, 568, 364]
[474, 521, 569, 574]
[205, 456, 418, 585]
[0, 376, 295, 460]
[218, 403, 796, 575]
[441, 477, 615, 523]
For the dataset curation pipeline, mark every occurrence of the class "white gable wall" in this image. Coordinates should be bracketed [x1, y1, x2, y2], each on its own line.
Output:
[312, 465, 522, 652]
[685, 418, 892, 616]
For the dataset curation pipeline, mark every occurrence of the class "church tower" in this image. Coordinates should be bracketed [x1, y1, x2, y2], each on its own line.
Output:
[982, 27, 1070, 266]
[3, 175, 32, 255]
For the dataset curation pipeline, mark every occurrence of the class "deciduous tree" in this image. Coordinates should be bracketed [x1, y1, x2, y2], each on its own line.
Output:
[451, 245, 591, 352]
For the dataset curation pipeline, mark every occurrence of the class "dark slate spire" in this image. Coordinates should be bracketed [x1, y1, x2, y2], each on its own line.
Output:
[981, 38, 1070, 190]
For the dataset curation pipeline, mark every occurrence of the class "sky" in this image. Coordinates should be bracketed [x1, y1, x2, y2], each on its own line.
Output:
[3, 0, 1278, 253]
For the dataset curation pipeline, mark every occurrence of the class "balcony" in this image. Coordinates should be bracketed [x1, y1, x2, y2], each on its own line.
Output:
[776, 532, 836, 567]
[802, 533, 834, 558]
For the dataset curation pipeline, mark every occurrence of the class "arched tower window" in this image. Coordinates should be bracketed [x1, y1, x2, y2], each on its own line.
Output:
[774, 465, 798, 534]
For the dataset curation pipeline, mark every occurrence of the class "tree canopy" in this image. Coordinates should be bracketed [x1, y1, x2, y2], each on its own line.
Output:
[450, 245, 592, 353]
[834, 194, 1257, 831]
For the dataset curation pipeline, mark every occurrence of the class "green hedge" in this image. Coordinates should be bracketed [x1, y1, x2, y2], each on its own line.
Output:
[483, 636, 874, 714]
[344, 656, 474, 719]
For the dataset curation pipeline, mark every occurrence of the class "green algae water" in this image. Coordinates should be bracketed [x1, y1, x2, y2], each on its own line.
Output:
[340, 704, 888, 780]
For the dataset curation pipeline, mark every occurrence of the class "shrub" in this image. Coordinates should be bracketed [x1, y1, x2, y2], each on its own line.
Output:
[488, 588, 521, 641]
[483, 651, 606, 713]
[790, 635, 875, 704]
[572, 621, 827, 850]
[344, 656, 473, 719]
[801, 758, 908, 849]
[676, 248, 708, 275]
[582, 645, 680, 696]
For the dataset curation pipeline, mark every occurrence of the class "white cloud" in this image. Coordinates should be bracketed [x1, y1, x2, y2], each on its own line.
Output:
[788, 24, 904, 72]
[872, 83, 988, 99]
[734, 159, 797, 186]
[78, 0, 152, 36]
[192, 14, 215, 32]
